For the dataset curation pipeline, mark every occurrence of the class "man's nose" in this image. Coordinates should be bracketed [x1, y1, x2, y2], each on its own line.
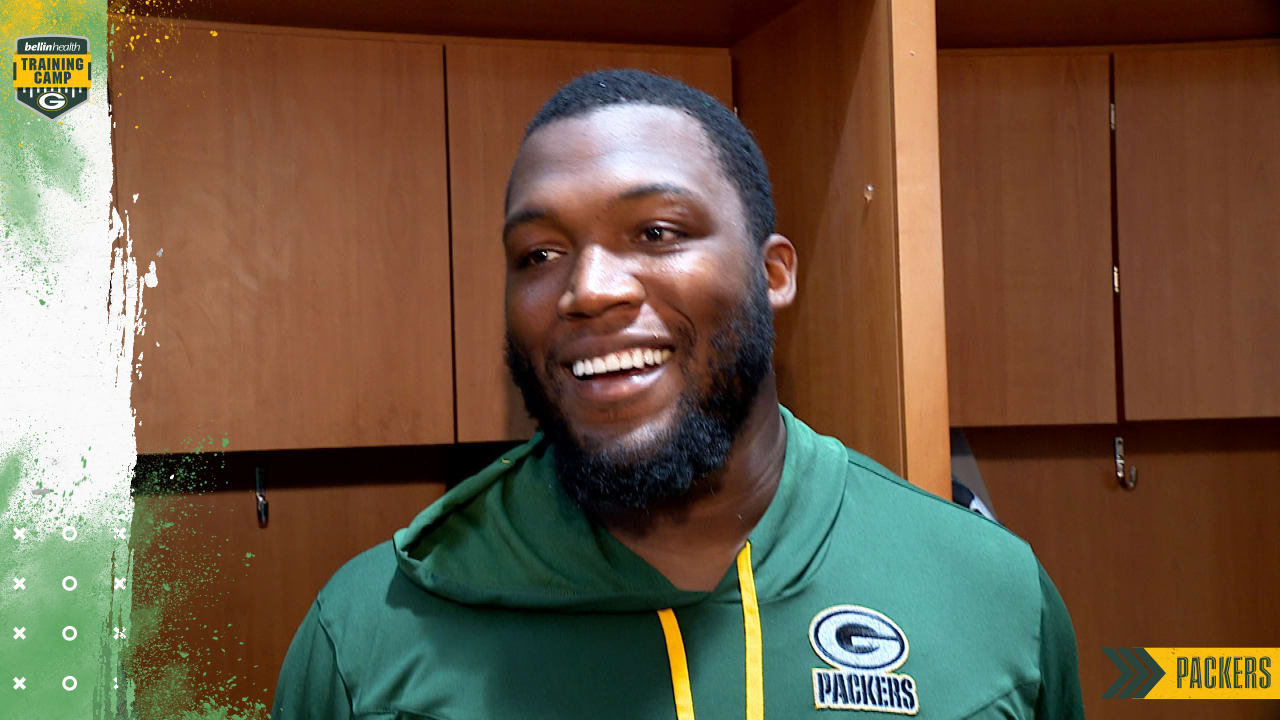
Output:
[557, 244, 644, 319]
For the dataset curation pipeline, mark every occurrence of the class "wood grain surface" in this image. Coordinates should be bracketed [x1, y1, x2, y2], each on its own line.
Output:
[890, 0, 952, 493]
[969, 420, 1280, 719]
[936, 0, 1280, 49]
[733, 0, 907, 477]
[129, 481, 447, 713]
[1114, 43, 1280, 420]
[111, 0, 1280, 51]
[445, 40, 732, 442]
[112, 0, 806, 47]
[113, 19, 455, 452]
[939, 52, 1117, 426]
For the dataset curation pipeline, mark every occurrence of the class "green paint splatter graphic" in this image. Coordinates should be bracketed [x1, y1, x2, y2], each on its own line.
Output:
[128, 443, 269, 720]
[1, 439, 133, 719]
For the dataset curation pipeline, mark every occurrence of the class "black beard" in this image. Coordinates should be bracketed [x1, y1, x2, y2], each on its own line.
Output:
[505, 269, 775, 529]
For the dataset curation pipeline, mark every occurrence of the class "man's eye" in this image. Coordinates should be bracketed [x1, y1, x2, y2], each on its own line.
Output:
[641, 226, 683, 243]
[519, 248, 563, 268]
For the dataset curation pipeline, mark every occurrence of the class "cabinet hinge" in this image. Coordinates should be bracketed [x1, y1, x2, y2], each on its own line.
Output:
[1113, 265, 1120, 294]
[1110, 102, 1116, 131]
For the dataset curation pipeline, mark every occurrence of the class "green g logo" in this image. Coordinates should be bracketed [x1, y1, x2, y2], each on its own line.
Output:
[36, 91, 68, 112]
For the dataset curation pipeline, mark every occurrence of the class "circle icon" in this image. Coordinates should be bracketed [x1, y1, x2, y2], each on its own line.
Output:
[62, 575, 77, 591]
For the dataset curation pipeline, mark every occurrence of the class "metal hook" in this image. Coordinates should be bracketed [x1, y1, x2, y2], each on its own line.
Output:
[255, 466, 269, 528]
[1115, 437, 1137, 491]
[1121, 465, 1138, 491]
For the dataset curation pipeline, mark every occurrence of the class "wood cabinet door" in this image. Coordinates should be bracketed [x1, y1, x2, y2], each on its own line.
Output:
[131, 480, 447, 714]
[1115, 43, 1280, 420]
[938, 52, 1116, 426]
[969, 420, 1280, 720]
[445, 40, 732, 442]
[113, 21, 454, 452]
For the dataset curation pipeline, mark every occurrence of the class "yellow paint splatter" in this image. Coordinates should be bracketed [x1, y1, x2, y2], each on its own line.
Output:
[209, 30, 217, 37]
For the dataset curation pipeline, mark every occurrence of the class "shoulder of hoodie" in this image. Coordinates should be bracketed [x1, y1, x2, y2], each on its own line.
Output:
[317, 539, 399, 599]
[834, 451, 1058, 720]
[839, 446, 1043, 597]
[303, 439, 536, 636]
[310, 539, 416, 642]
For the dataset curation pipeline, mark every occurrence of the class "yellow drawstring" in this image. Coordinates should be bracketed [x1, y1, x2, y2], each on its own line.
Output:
[658, 608, 696, 720]
[656, 542, 765, 720]
[737, 543, 764, 720]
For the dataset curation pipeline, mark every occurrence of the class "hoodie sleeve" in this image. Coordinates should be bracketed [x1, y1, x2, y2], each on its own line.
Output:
[1035, 562, 1085, 719]
[273, 600, 354, 720]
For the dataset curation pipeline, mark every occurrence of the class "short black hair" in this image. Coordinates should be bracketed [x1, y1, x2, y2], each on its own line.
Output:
[517, 69, 775, 246]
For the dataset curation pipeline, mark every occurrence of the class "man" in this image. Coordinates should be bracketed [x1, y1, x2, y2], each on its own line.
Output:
[274, 69, 1084, 719]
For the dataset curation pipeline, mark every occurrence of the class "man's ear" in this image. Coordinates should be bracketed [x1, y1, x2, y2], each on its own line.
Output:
[760, 234, 797, 310]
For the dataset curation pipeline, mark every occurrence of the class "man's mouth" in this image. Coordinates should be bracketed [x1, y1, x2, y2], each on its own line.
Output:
[570, 347, 673, 380]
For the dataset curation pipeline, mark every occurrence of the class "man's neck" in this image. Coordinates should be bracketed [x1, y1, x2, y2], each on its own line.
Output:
[605, 383, 788, 591]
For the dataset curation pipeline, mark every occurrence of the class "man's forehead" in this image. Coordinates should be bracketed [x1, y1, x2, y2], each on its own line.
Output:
[509, 104, 726, 195]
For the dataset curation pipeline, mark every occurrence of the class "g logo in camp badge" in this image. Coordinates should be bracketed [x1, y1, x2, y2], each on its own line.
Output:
[809, 606, 920, 714]
[13, 35, 91, 120]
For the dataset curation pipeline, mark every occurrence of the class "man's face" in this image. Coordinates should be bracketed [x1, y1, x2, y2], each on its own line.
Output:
[503, 104, 775, 519]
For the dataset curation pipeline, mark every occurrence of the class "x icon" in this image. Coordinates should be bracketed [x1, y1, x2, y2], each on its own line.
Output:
[113, 627, 127, 640]
[12, 578, 24, 590]
[114, 528, 127, 540]
[12, 528, 24, 541]
[12, 677, 25, 690]
[113, 577, 126, 590]
[12, 627, 25, 640]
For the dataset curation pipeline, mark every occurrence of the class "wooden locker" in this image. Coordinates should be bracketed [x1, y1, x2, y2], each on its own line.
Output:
[114, 20, 455, 452]
[1114, 43, 1280, 420]
[938, 51, 1116, 427]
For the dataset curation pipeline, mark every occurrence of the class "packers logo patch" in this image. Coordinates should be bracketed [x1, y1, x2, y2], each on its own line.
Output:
[13, 35, 91, 120]
[809, 605, 919, 714]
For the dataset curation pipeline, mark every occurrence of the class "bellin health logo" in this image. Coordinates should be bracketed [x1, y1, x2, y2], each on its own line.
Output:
[12, 35, 91, 120]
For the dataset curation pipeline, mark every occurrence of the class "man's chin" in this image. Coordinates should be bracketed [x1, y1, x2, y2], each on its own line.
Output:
[559, 410, 678, 461]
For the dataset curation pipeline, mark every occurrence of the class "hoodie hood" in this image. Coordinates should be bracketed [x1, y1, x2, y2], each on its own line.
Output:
[392, 405, 849, 612]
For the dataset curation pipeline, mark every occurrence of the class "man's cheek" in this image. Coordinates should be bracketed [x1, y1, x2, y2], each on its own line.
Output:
[540, 367, 566, 397]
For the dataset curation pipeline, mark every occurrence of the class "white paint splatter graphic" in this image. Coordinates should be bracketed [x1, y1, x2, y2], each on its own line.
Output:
[1, 17, 137, 714]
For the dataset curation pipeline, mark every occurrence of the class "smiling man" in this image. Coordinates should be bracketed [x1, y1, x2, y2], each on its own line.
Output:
[274, 70, 1084, 719]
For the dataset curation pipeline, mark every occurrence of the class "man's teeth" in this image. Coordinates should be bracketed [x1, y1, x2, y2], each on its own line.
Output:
[572, 348, 672, 378]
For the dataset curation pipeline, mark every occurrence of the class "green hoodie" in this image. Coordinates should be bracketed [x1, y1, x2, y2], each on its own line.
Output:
[273, 406, 1083, 719]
